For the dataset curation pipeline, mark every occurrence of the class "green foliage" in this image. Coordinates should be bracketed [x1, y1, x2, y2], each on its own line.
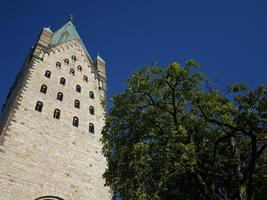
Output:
[102, 60, 267, 200]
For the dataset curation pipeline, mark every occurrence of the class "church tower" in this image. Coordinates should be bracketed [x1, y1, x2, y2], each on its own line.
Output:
[0, 17, 111, 200]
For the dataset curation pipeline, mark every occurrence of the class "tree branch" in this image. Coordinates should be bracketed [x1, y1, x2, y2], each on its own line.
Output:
[256, 144, 267, 158]
[198, 105, 237, 130]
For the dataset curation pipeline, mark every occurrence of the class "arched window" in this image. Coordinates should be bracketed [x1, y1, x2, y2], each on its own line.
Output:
[53, 109, 61, 119]
[77, 65, 82, 71]
[60, 77, 66, 85]
[74, 99, 80, 109]
[89, 91, 94, 99]
[35, 101, 43, 112]
[89, 106, 94, 115]
[89, 123, 94, 133]
[73, 116, 79, 127]
[70, 69, 75, 75]
[45, 70, 51, 78]
[71, 55, 77, 61]
[76, 85, 81, 93]
[83, 75, 88, 82]
[56, 62, 61, 69]
[64, 58, 69, 64]
[35, 195, 64, 200]
[57, 92, 63, 101]
[40, 84, 47, 94]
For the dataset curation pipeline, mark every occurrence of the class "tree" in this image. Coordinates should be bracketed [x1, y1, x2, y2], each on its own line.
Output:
[102, 60, 267, 200]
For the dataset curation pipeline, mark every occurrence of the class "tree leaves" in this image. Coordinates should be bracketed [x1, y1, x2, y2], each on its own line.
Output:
[101, 61, 267, 200]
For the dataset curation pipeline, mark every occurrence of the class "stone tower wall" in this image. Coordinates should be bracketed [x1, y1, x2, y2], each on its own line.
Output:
[0, 34, 111, 199]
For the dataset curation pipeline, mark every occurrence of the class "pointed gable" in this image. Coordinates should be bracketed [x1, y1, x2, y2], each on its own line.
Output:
[51, 20, 93, 63]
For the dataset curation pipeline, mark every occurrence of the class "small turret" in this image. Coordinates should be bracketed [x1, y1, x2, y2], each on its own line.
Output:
[96, 54, 106, 91]
[32, 27, 53, 60]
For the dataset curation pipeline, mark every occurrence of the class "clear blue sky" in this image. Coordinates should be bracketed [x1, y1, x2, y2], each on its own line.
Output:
[1, 0, 267, 109]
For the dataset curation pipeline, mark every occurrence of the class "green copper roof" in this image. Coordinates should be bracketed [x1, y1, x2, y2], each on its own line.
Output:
[51, 20, 92, 62]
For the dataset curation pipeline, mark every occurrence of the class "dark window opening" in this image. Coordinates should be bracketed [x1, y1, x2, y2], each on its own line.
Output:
[53, 109, 61, 119]
[89, 106, 94, 115]
[73, 116, 79, 127]
[83, 76, 88, 82]
[76, 85, 81, 93]
[57, 92, 63, 101]
[77, 65, 82, 71]
[98, 80, 103, 90]
[74, 99, 80, 109]
[64, 58, 69, 64]
[56, 62, 61, 69]
[60, 77, 66, 85]
[89, 123, 94, 133]
[45, 70, 51, 78]
[71, 55, 77, 61]
[89, 91, 94, 99]
[35, 101, 43, 112]
[40, 84, 47, 94]
[70, 69, 75, 75]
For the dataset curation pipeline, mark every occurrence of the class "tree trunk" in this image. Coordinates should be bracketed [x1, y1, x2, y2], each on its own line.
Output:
[239, 184, 247, 200]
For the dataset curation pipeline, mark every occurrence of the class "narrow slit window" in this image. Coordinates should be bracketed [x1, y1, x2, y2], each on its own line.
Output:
[35, 101, 43, 112]
[70, 69, 75, 75]
[89, 91, 94, 99]
[45, 70, 51, 78]
[83, 75, 88, 82]
[76, 85, 81, 93]
[60, 77, 66, 85]
[74, 99, 80, 109]
[53, 109, 61, 119]
[89, 123, 94, 134]
[73, 116, 79, 127]
[56, 62, 61, 69]
[64, 58, 69, 64]
[71, 55, 77, 61]
[89, 106, 94, 115]
[40, 84, 47, 94]
[77, 65, 82, 71]
[98, 80, 102, 90]
[57, 92, 63, 101]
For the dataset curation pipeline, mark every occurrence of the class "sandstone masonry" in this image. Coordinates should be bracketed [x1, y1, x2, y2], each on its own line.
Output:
[0, 19, 111, 200]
